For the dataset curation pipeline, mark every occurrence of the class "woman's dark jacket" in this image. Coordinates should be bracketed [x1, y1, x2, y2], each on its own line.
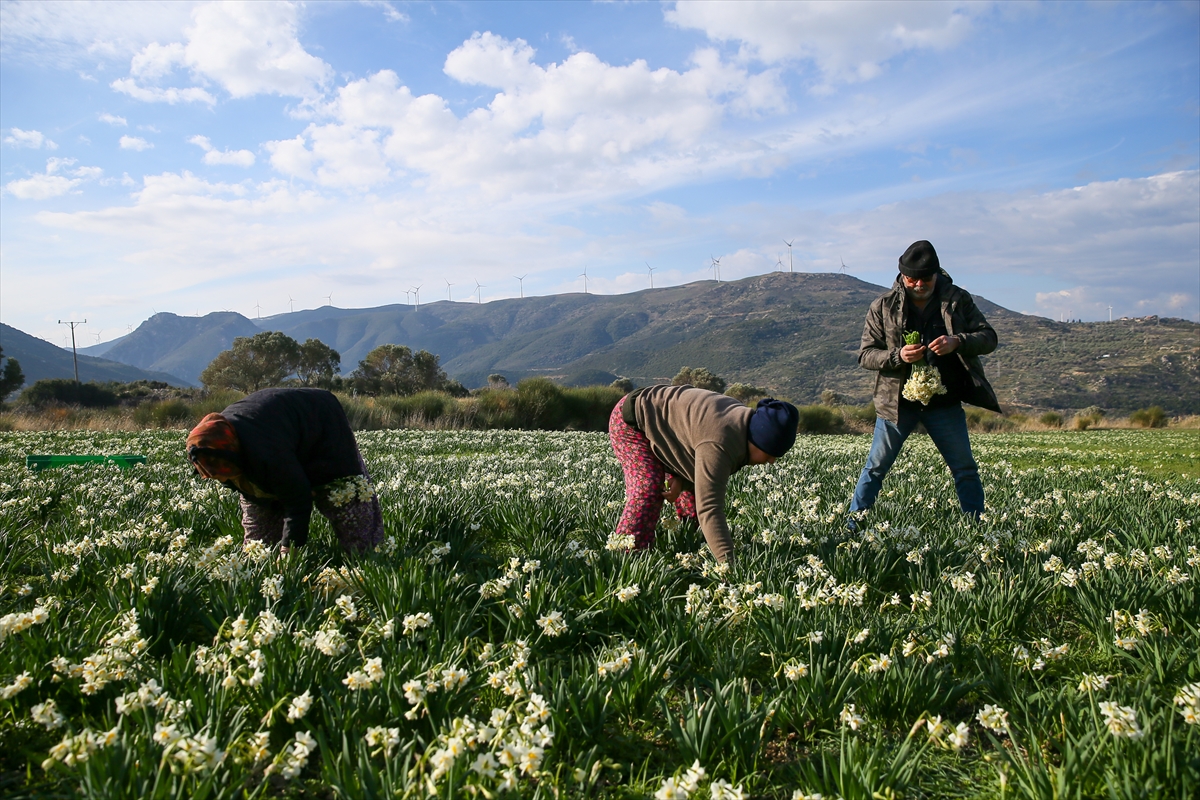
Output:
[858, 271, 1001, 424]
[221, 388, 362, 547]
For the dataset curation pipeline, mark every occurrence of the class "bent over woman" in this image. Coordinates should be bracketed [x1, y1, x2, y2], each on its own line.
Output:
[186, 388, 383, 553]
[610, 384, 799, 563]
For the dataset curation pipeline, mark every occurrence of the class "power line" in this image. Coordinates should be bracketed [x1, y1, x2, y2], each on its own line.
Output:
[58, 319, 86, 384]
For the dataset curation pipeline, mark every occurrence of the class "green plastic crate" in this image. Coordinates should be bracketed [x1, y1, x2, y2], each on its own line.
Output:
[26, 454, 147, 472]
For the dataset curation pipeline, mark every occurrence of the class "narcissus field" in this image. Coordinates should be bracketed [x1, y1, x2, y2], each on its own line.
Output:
[1, 429, 1197, 799]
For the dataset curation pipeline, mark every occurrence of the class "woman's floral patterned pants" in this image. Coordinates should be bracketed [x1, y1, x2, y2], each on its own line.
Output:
[609, 398, 697, 550]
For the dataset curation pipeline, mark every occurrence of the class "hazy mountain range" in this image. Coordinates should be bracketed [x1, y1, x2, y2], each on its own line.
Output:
[0, 323, 187, 388]
[6, 273, 1197, 412]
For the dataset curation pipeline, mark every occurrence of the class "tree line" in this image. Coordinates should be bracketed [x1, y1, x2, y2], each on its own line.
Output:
[198, 331, 467, 397]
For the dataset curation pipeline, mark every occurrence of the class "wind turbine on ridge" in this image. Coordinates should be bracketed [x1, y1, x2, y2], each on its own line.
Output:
[514, 274, 527, 299]
[254, 301, 263, 319]
[580, 266, 589, 294]
[784, 239, 795, 273]
[411, 285, 422, 307]
[445, 279, 454, 302]
[288, 295, 295, 313]
[646, 262, 655, 289]
[710, 255, 721, 283]
[325, 293, 333, 307]
[474, 280, 485, 304]
[839, 257, 847, 275]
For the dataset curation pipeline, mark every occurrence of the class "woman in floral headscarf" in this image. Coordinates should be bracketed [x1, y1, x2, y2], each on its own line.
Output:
[186, 388, 383, 553]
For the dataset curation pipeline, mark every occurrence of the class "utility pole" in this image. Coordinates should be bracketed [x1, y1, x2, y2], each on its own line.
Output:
[58, 319, 86, 384]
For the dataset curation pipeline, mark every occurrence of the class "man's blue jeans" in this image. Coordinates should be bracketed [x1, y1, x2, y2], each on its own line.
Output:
[850, 403, 984, 518]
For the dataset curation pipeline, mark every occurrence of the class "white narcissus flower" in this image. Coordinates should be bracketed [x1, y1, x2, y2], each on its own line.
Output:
[1, 671, 33, 700]
[537, 611, 567, 637]
[1174, 683, 1200, 725]
[839, 704, 864, 731]
[976, 704, 1009, 734]
[615, 585, 641, 602]
[1098, 702, 1144, 739]
[947, 722, 970, 751]
[403, 612, 433, 636]
[286, 690, 313, 721]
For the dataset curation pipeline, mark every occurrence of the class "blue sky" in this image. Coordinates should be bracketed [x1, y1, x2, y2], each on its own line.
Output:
[2, 0, 1197, 348]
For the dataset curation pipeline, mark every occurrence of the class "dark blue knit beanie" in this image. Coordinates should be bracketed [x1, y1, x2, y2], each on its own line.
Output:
[747, 398, 799, 458]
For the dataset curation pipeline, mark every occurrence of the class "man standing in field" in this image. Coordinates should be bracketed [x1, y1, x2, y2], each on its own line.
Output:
[849, 240, 1001, 523]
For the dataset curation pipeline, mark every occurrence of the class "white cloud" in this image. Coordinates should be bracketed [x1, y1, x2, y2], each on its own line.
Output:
[4, 127, 57, 149]
[666, 0, 983, 89]
[119, 135, 153, 151]
[359, 0, 408, 23]
[188, 134, 256, 167]
[0, 0, 198, 66]
[98, 113, 128, 126]
[4, 157, 101, 199]
[113, 0, 332, 104]
[12, 169, 1197, 330]
[111, 79, 216, 105]
[267, 33, 787, 193]
[714, 170, 1199, 320]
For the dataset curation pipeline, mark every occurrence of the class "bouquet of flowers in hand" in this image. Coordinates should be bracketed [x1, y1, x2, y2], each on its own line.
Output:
[901, 330, 947, 406]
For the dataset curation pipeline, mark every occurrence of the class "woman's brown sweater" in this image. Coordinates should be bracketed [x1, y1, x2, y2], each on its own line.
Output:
[627, 384, 752, 562]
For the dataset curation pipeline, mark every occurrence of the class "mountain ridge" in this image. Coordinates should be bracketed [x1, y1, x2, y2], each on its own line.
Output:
[69, 272, 1198, 413]
[0, 323, 191, 391]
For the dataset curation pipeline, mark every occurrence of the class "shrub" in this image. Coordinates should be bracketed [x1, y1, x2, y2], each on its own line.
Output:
[1073, 413, 1101, 431]
[19, 379, 118, 409]
[132, 399, 195, 428]
[795, 404, 843, 434]
[845, 402, 876, 423]
[560, 385, 624, 431]
[1128, 406, 1167, 428]
[965, 407, 1013, 432]
[726, 383, 768, 404]
[337, 395, 394, 431]
[189, 390, 245, 419]
[514, 377, 567, 429]
[386, 391, 455, 426]
[1039, 411, 1064, 428]
[672, 366, 726, 394]
[474, 387, 519, 429]
[820, 389, 846, 406]
[610, 377, 634, 393]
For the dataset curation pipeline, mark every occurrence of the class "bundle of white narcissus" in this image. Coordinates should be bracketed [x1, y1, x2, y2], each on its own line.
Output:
[901, 330, 947, 406]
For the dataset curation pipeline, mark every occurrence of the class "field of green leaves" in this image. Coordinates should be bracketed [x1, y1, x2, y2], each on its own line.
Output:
[1, 429, 1197, 799]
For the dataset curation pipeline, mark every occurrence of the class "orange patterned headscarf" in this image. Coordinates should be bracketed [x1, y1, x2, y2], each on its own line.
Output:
[186, 413, 242, 480]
